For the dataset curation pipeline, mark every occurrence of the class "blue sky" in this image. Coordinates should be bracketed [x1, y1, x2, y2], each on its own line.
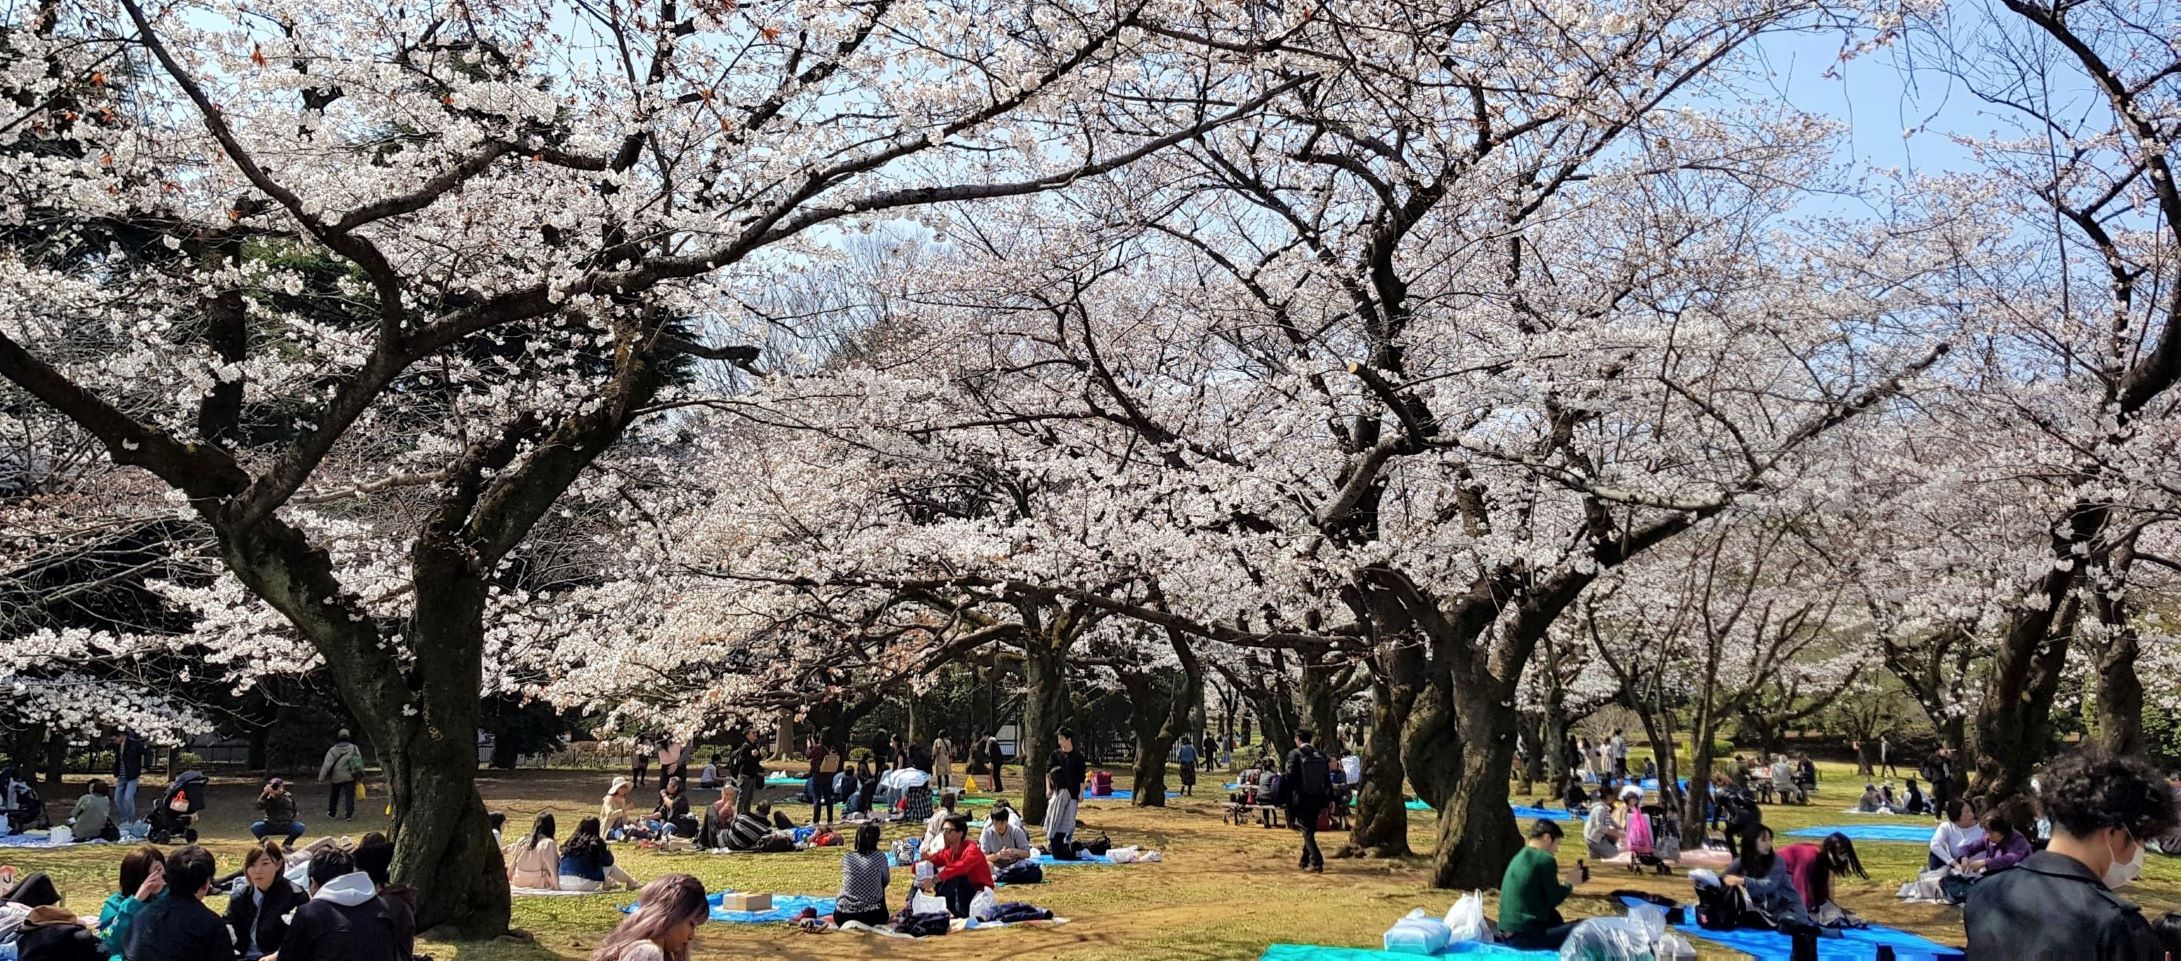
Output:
[1747, 27, 1985, 180]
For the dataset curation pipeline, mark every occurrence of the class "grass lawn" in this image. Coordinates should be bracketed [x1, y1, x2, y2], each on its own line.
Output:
[9, 759, 2180, 959]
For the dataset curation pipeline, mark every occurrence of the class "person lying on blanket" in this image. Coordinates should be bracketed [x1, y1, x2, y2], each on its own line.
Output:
[1498, 818, 1587, 950]
[725, 802, 796, 852]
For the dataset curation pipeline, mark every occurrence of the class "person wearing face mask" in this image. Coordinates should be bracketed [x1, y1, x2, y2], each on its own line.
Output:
[1965, 749, 2179, 960]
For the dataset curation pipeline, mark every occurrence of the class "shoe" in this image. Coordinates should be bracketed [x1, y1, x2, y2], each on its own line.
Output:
[1312, 864, 1324, 873]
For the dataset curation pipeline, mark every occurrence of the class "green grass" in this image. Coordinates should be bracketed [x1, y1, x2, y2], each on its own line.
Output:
[10, 760, 2180, 959]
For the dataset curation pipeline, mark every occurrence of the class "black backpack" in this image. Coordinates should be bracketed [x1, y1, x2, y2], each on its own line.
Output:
[1299, 749, 1331, 795]
[996, 860, 1045, 885]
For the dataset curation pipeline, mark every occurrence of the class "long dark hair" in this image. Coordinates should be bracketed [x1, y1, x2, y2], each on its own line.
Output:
[1822, 832, 1867, 879]
[855, 821, 881, 855]
[564, 816, 609, 863]
[528, 812, 557, 850]
[1738, 825, 1777, 876]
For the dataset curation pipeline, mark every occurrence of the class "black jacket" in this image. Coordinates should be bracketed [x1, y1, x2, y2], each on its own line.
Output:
[1283, 746, 1331, 810]
[1049, 749, 1087, 798]
[278, 893, 405, 961]
[729, 742, 766, 779]
[224, 878, 306, 959]
[1966, 850, 2162, 960]
[18, 914, 103, 961]
[123, 893, 233, 961]
[257, 790, 299, 826]
[113, 736, 150, 781]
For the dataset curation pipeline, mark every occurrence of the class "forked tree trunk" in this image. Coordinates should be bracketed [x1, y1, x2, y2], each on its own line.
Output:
[1401, 677, 1460, 810]
[1971, 597, 2079, 808]
[1344, 672, 1414, 857]
[1018, 615, 1072, 826]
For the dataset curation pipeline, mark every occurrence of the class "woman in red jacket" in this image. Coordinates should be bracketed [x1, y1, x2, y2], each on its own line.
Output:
[1777, 831, 1868, 916]
[921, 815, 992, 918]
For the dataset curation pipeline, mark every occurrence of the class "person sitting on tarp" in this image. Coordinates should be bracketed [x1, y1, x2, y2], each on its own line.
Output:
[919, 815, 992, 919]
[1499, 818, 1585, 949]
[1717, 826, 1816, 931]
[1954, 813, 2032, 877]
[978, 807, 1035, 869]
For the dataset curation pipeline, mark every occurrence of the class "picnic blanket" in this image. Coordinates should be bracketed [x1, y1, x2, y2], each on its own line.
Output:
[0, 835, 100, 849]
[1083, 789, 1178, 801]
[763, 774, 807, 787]
[838, 914, 1071, 937]
[1509, 804, 1582, 822]
[1259, 942, 1557, 960]
[1601, 847, 1733, 870]
[618, 890, 839, 923]
[1032, 851, 1120, 866]
[1790, 824, 1936, 843]
[1616, 896, 1964, 961]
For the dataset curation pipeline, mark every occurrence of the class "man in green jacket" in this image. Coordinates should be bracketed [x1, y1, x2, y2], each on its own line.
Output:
[1499, 819, 1585, 949]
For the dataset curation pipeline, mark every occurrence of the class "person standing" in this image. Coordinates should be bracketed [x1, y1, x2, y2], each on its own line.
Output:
[809, 738, 842, 826]
[931, 735, 955, 793]
[655, 741, 685, 794]
[1965, 749, 2178, 959]
[1175, 736, 1199, 797]
[1282, 730, 1332, 873]
[984, 735, 1006, 792]
[122, 845, 230, 961]
[1499, 819, 1585, 950]
[316, 730, 363, 822]
[1608, 729, 1629, 780]
[1925, 748, 1954, 820]
[1879, 735, 1898, 778]
[1050, 728, 1087, 800]
[729, 729, 766, 816]
[111, 731, 150, 829]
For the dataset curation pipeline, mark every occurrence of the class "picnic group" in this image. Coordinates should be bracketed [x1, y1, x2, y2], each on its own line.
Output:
[0, 724, 1167, 960]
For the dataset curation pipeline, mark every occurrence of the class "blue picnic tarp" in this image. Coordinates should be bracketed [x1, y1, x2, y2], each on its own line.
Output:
[1786, 824, 1937, 844]
[1617, 896, 1963, 961]
[1510, 805, 1582, 822]
[621, 890, 837, 924]
[1032, 850, 1119, 866]
[1084, 789, 1179, 801]
[1259, 941, 1557, 960]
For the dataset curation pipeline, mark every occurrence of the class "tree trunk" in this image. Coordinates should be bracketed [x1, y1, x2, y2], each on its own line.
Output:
[1019, 623, 1069, 827]
[1401, 675, 1460, 810]
[1343, 671, 1414, 857]
[1516, 712, 1545, 796]
[42, 728, 65, 790]
[774, 708, 799, 759]
[1300, 654, 1341, 745]
[248, 722, 272, 773]
[1429, 681, 1522, 888]
[383, 733, 508, 938]
[1971, 597, 2078, 808]
[1542, 708, 1572, 800]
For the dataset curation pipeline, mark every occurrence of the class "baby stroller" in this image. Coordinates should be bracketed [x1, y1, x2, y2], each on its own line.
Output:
[1, 765, 46, 834]
[146, 770, 209, 843]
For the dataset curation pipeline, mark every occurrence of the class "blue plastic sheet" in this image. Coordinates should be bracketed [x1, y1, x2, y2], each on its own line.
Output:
[1259, 941, 1557, 960]
[763, 775, 806, 787]
[1786, 824, 1937, 844]
[0, 834, 94, 848]
[1083, 789, 1178, 801]
[1616, 896, 1963, 961]
[1510, 805, 1583, 823]
[1031, 851, 1118, 866]
[620, 891, 838, 924]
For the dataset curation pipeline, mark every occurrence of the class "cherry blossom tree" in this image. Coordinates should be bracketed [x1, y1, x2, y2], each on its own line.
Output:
[0, 0, 1286, 932]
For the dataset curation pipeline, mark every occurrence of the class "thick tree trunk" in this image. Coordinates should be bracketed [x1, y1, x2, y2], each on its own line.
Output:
[2092, 580, 2143, 755]
[1516, 712, 1545, 795]
[247, 722, 272, 773]
[1970, 598, 2078, 807]
[1401, 676, 1460, 810]
[383, 733, 508, 938]
[1344, 672, 1414, 857]
[1429, 683, 1522, 889]
[1300, 654, 1341, 745]
[1542, 709, 1572, 799]
[1019, 625, 1069, 826]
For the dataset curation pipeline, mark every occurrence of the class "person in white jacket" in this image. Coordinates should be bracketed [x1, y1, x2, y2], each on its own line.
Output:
[1929, 799, 1985, 871]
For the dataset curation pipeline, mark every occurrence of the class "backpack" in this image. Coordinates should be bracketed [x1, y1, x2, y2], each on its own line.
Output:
[995, 861, 1045, 885]
[1299, 750, 1331, 795]
[342, 749, 367, 779]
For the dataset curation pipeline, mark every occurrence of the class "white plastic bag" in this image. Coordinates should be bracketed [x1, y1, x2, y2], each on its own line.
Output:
[1654, 933, 1696, 960]
[909, 891, 949, 916]
[47, 825, 70, 844]
[1445, 892, 1489, 943]
[1626, 902, 1666, 942]
[1557, 916, 1655, 960]
[1382, 908, 1452, 955]
[970, 886, 1000, 921]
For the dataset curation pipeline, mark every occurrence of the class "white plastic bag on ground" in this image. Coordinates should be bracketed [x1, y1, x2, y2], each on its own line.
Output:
[1558, 917, 1656, 960]
[1444, 892, 1489, 943]
[1382, 908, 1452, 955]
[1626, 902, 1666, 942]
[970, 886, 1000, 921]
[909, 891, 949, 916]
[1654, 933, 1696, 960]
[47, 825, 69, 844]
